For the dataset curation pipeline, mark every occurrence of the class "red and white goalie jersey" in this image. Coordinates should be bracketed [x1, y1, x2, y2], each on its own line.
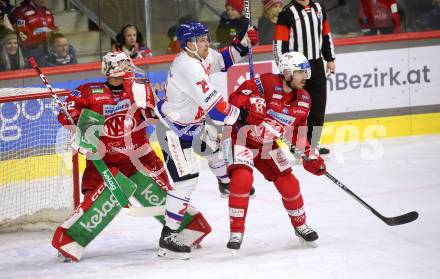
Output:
[58, 80, 155, 163]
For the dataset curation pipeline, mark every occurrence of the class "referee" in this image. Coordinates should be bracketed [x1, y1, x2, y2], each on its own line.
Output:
[273, 0, 335, 154]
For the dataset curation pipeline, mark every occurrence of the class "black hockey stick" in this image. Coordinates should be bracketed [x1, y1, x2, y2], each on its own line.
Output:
[325, 172, 419, 226]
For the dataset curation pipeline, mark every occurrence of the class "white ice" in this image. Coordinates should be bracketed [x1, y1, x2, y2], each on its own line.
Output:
[1, 135, 439, 279]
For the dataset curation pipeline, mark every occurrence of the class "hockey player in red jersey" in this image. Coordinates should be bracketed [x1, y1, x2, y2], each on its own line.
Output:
[52, 51, 211, 262]
[224, 51, 326, 250]
[359, 0, 401, 34]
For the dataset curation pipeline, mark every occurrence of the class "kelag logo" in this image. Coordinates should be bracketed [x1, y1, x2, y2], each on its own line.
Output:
[227, 62, 273, 96]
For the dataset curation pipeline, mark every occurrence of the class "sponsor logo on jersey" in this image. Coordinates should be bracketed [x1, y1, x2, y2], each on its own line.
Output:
[204, 90, 218, 103]
[282, 108, 289, 114]
[298, 101, 310, 109]
[229, 207, 245, 218]
[25, 10, 35, 16]
[273, 94, 283, 100]
[71, 90, 81, 97]
[301, 94, 309, 101]
[275, 86, 283, 93]
[268, 109, 296, 126]
[102, 113, 137, 138]
[255, 78, 264, 96]
[103, 99, 130, 116]
[91, 88, 104, 94]
[95, 96, 110, 101]
[16, 20, 26, 27]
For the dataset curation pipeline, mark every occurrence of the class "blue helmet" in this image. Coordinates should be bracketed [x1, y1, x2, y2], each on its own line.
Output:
[176, 21, 209, 49]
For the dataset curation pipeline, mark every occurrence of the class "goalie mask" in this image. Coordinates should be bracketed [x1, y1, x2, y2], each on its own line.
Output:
[278, 52, 311, 80]
[101, 51, 135, 77]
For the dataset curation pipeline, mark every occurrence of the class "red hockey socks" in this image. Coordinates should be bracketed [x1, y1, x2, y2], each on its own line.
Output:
[274, 174, 306, 227]
[228, 167, 254, 233]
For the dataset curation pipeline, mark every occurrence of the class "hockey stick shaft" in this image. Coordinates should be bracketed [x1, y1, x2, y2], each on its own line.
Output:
[325, 172, 418, 226]
[28, 57, 131, 208]
[244, 0, 255, 79]
[28, 57, 75, 125]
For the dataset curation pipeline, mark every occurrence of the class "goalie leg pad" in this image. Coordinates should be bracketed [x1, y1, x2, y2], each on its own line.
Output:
[52, 168, 137, 261]
[178, 212, 212, 247]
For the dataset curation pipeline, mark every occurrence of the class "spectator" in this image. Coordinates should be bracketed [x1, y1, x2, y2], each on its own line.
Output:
[112, 24, 152, 59]
[216, 0, 249, 48]
[166, 25, 180, 54]
[0, 0, 14, 30]
[9, 0, 58, 59]
[416, 0, 440, 30]
[359, 0, 401, 35]
[258, 0, 284, 45]
[44, 32, 77, 67]
[0, 27, 27, 71]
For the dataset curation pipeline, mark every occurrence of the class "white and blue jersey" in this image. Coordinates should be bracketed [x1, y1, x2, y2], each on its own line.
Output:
[158, 47, 243, 141]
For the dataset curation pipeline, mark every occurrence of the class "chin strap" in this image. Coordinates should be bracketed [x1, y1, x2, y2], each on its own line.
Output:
[185, 43, 205, 62]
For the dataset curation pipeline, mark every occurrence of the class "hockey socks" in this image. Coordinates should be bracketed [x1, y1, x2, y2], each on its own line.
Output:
[130, 171, 211, 247]
[52, 168, 137, 262]
[273, 174, 306, 227]
[228, 167, 253, 233]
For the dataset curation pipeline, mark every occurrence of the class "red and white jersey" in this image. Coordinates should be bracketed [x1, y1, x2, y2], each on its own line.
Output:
[58, 81, 155, 163]
[10, 1, 58, 47]
[229, 73, 311, 147]
[158, 48, 242, 133]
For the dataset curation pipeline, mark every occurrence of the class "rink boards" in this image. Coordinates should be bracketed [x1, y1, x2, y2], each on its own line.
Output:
[1, 44, 439, 185]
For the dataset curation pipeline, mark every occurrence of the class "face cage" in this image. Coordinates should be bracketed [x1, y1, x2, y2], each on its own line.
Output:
[106, 58, 137, 78]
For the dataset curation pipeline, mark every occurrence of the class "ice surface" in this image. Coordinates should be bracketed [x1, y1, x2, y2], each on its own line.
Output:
[1, 135, 439, 279]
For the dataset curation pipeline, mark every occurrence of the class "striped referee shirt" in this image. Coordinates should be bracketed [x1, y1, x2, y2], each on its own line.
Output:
[273, 0, 335, 64]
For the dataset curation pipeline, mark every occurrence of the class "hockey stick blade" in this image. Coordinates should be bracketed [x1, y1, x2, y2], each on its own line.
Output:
[126, 205, 166, 217]
[382, 211, 418, 226]
[325, 172, 419, 226]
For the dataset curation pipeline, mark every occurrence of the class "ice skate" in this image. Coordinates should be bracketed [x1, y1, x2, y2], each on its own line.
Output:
[158, 226, 191, 260]
[294, 224, 318, 247]
[57, 252, 74, 263]
[227, 232, 243, 252]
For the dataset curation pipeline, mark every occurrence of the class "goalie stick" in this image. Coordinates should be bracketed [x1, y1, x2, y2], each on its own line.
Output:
[261, 122, 419, 226]
[28, 57, 131, 209]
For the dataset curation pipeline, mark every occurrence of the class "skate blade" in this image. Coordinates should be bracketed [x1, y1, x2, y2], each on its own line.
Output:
[158, 248, 190, 260]
[297, 237, 318, 248]
[57, 252, 75, 263]
[229, 248, 240, 257]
